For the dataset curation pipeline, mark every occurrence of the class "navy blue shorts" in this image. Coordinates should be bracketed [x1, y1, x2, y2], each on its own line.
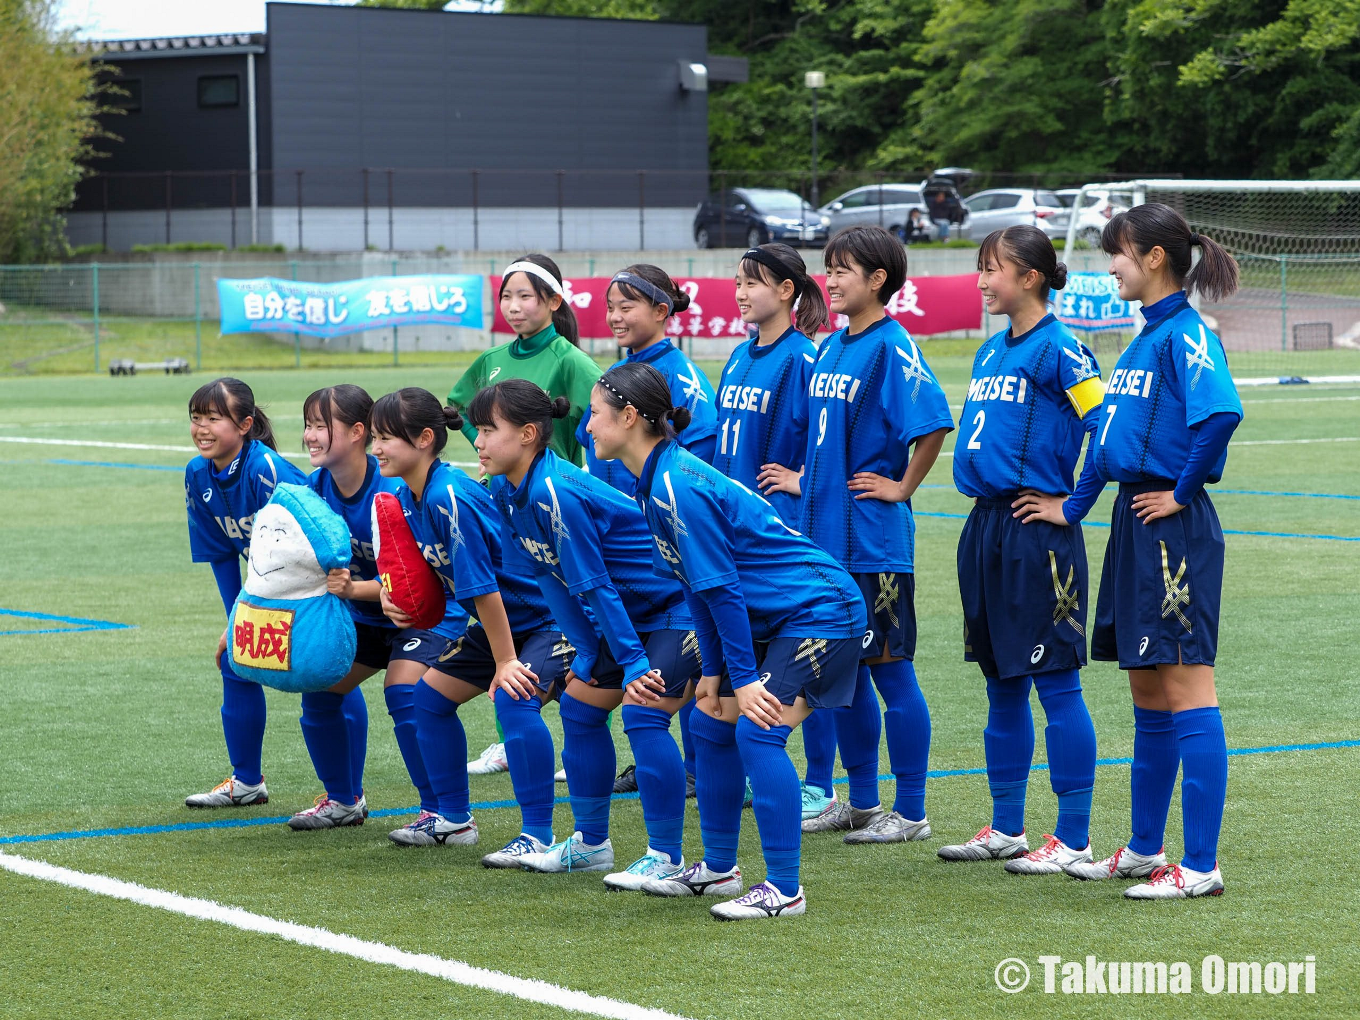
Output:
[591, 629, 701, 697]
[430, 625, 573, 695]
[359, 626, 446, 670]
[957, 495, 1089, 680]
[852, 572, 916, 661]
[754, 636, 863, 709]
[1093, 481, 1225, 670]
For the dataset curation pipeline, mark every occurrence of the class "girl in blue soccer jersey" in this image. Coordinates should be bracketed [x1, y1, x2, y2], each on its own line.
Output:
[471, 379, 702, 885]
[185, 378, 308, 809]
[717, 244, 839, 822]
[575, 264, 719, 796]
[284, 384, 445, 832]
[798, 226, 955, 845]
[587, 361, 868, 921]
[940, 226, 1104, 875]
[1067, 204, 1241, 900]
[371, 388, 572, 853]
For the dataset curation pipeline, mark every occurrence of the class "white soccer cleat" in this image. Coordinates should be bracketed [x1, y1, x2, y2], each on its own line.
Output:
[936, 824, 1029, 862]
[387, 812, 478, 847]
[185, 774, 268, 808]
[481, 832, 551, 869]
[641, 860, 743, 898]
[518, 831, 615, 873]
[467, 742, 509, 775]
[1004, 834, 1092, 874]
[1065, 844, 1167, 881]
[843, 810, 932, 844]
[287, 795, 365, 830]
[603, 848, 684, 892]
[1125, 863, 1224, 900]
[801, 800, 884, 833]
[710, 880, 806, 921]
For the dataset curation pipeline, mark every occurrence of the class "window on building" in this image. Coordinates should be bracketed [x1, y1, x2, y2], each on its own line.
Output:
[198, 75, 240, 109]
[111, 78, 142, 112]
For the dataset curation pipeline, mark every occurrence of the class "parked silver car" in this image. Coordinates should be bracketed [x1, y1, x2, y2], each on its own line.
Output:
[959, 188, 1068, 240]
[1055, 188, 1134, 246]
[820, 183, 940, 241]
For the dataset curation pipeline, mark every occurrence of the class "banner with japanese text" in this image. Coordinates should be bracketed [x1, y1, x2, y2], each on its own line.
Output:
[218, 274, 484, 338]
[490, 273, 981, 340]
[1051, 271, 1137, 331]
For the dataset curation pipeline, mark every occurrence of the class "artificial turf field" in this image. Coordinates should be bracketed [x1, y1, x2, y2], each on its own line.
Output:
[1, 352, 1357, 1019]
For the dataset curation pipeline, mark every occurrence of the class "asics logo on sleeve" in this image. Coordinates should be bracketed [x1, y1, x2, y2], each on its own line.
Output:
[539, 477, 571, 552]
[678, 365, 710, 406]
[1061, 345, 1099, 382]
[435, 484, 465, 554]
[203, 489, 213, 502]
[256, 452, 279, 490]
[1184, 325, 1216, 389]
[489, 367, 502, 381]
[651, 472, 688, 539]
[895, 340, 934, 401]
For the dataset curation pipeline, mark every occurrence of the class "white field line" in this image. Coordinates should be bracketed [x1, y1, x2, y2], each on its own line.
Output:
[0, 851, 692, 1020]
[0, 436, 478, 467]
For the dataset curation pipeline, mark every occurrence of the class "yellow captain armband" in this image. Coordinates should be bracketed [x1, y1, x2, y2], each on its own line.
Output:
[1066, 377, 1106, 419]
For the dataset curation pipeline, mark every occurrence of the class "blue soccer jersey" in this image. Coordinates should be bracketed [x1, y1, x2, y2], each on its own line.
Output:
[308, 455, 401, 627]
[185, 439, 307, 563]
[397, 461, 553, 639]
[1094, 293, 1243, 484]
[491, 450, 690, 682]
[800, 316, 955, 573]
[712, 327, 817, 524]
[954, 314, 1106, 498]
[577, 339, 719, 493]
[637, 440, 865, 642]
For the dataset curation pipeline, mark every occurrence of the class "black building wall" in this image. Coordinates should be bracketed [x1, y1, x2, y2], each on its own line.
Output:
[265, 3, 709, 209]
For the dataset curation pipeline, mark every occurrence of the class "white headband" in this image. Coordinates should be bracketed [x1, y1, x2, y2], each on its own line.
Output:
[502, 261, 564, 298]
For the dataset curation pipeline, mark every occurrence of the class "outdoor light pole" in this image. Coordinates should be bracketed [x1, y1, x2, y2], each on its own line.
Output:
[805, 71, 826, 209]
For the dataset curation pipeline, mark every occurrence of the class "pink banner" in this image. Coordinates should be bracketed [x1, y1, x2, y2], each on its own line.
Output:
[490, 273, 981, 340]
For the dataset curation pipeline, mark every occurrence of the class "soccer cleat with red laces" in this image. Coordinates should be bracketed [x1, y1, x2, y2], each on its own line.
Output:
[1065, 844, 1167, 881]
[937, 824, 1028, 861]
[1004, 834, 1092, 874]
[185, 774, 268, 808]
[1125, 862, 1224, 899]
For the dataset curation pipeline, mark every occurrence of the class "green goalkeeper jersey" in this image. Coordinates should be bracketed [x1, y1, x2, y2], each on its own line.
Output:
[447, 325, 603, 466]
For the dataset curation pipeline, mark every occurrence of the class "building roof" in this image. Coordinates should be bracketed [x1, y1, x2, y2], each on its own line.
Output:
[76, 34, 266, 60]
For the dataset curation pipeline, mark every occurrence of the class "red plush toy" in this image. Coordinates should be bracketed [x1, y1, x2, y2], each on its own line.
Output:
[371, 491, 446, 630]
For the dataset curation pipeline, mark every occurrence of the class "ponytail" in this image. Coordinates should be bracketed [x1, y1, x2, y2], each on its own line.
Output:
[189, 377, 278, 451]
[596, 362, 688, 440]
[1101, 203, 1239, 302]
[739, 242, 831, 336]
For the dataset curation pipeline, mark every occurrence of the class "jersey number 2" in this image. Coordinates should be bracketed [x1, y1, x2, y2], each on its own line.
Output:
[967, 410, 985, 450]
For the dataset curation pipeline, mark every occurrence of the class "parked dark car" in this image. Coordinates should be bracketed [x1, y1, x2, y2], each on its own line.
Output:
[693, 188, 830, 249]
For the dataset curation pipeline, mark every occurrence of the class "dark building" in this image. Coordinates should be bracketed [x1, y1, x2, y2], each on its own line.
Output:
[70, 2, 746, 251]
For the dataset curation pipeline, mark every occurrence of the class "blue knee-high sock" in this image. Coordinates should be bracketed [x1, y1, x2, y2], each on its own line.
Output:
[1173, 706, 1227, 873]
[299, 691, 354, 804]
[1129, 705, 1179, 857]
[558, 692, 614, 845]
[801, 709, 837, 798]
[384, 684, 436, 813]
[984, 675, 1034, 836]
[412, 680, 471, 824]
[690, 709, 742, 873]
[735, 718, 801, 897]
[341, 688, 368, 799]
[221, 669, 266, 786]
[1032, 670, 1097, 849]
[833, 664, 882, 810]
[870, 659, 931, 820]
[495, 691, 556, 845]
[677, 698, 697, 777]
[622, 704, 686, 861]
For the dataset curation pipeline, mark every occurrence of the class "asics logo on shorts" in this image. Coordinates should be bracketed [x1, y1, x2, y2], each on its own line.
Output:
[403, 638, 422, 652]
[1139, 636, 1150, 655]
[861, 630, 875, 650]
[1031, 644, 1045, 664]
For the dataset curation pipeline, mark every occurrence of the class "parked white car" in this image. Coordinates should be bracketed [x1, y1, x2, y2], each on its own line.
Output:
[1055, 188, 1134, 246]
[959, 188, 1068, 240]
[819, 183, 940, 241]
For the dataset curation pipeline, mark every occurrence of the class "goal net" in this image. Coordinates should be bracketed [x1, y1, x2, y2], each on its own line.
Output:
[1061, 179, 1360, 385]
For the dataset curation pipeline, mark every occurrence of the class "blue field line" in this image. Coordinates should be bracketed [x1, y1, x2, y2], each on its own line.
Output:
[1216, 487, 1360, 501]
[915, 510, 1359, 543]
[47, 458, 181, 472]
[0, 608, 135, 637]
[2, 738, 1354, 847]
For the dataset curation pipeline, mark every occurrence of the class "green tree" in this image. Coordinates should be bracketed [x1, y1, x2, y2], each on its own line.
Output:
[0, 0, 103, 262]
